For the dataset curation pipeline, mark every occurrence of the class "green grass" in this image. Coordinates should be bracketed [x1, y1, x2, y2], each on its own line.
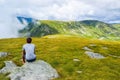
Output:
[0, 73, 10, 80]
[19, 20, 120, 40]
[0, 35, 120, 80]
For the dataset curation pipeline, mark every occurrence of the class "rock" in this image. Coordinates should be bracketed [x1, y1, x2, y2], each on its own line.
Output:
[82, 47, 92, 51]
[0, 61, 17, 73]
[76, 71, 82, 74]
[0, 52, 8, 57]
[89, 44, 96, 47]
[85, 51, 105, 59]
[108, 54, 120, 58]
[73, 58, 80, 62]
[0, 60, 59, 80]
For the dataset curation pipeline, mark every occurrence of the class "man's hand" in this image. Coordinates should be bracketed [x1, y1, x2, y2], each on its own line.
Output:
[22, 55, 25, 64]
[22, 60, 25, 64]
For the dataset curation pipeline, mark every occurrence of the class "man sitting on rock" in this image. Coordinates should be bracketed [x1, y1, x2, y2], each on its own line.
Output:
[22, 37, 36, 63]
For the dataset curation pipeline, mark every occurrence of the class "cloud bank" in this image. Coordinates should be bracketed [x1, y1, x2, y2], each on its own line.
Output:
[0, 0, 120, 38]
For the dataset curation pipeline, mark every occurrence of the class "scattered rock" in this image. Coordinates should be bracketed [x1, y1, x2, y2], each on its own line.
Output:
[73, 58, 80, 62]
[85, 51, 105, 59]
[76, 71, 82, 74]
[83, 46, 105, 59]
[83, 47, 92, 51]
[89, 44, 96, 47]
[108, 54, 120, 58]
[0, 60, 59, 80]
[0, 52, 8, 57]
[0, 61, 17, 74]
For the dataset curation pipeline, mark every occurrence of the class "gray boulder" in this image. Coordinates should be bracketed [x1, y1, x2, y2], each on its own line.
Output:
[0, 52, 8, 57]
[0, 61, 17, 73]
[0, 60, 59, 80]
[85, 51, 105, 59]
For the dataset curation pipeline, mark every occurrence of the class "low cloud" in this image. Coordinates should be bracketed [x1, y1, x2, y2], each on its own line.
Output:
[0, 0, 120, 38]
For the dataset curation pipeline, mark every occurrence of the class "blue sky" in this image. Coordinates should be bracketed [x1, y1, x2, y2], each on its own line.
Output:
[0, 0, 120, 38]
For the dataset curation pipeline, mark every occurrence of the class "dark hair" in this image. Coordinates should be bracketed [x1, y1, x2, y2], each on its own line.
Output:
[26, 37, 32, 43]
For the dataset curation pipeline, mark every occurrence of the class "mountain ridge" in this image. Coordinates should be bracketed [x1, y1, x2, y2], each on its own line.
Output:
[18, 19, 120, 40]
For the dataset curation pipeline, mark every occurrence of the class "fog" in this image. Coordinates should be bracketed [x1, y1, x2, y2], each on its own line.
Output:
[0, 0, 120, 38]
[0, 16, 23, 39]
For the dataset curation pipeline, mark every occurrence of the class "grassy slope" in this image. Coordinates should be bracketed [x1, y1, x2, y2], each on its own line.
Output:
[19, 20, 120, 40]
[0, 35, 120, 80]
[112, 23, 120, 31]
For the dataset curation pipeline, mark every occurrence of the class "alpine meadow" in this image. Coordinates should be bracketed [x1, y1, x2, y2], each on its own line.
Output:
[0, 20, 120, 80]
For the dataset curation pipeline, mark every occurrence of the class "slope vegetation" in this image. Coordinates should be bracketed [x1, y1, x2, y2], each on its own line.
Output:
[19, 20, 120, 40]
[0, 36, 120, 80]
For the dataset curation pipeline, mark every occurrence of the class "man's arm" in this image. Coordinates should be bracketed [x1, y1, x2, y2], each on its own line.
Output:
[34, 47, 36, 54]
[34, 45, 36, 54]
[22, 49, 26, 63]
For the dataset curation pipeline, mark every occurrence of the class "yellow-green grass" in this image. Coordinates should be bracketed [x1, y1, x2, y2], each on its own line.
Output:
[0, 35, 120, 80]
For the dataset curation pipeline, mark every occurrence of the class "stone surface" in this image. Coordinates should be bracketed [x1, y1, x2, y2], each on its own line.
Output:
[0, 60, 59, 80]
[73, 58, 80, 62]
[89, 44, 96, 47]
[0, 52, 8, 57]
[0, 61, 17, 73]
[85, 51, 105, 59]
[76, 71, 82, 74]
[82, 47, 92, 51]
[108, 54, 120, 58]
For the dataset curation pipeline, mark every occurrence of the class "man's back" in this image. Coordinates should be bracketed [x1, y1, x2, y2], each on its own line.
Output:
[22, 37, 36, 63]
[23, 43, 36, 60]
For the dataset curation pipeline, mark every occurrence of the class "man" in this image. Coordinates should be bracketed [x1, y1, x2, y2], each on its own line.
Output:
[22, 37, 36, 63]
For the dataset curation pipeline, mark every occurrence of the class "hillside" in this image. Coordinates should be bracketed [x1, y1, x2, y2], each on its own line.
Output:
[19, 20, 120, 40]
[112, 23, 120, 31]
[0, 36, 120, 80]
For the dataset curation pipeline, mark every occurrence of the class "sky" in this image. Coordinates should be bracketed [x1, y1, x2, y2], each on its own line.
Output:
[0, 0, 120, 38]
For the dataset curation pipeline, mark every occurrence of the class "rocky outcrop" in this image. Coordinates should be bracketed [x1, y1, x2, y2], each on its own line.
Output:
[0, 60, 59, 80]
[83, 46, 105, 59]
[0, 61, 17, 74]
[85, 51, 105, 59]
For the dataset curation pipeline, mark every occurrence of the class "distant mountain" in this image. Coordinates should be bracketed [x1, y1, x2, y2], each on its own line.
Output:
[112, 23, 120, 29]
[18, 18, 120, 40]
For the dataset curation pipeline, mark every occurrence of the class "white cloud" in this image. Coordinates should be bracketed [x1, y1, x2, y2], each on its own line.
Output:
[0, 0, 120, 38]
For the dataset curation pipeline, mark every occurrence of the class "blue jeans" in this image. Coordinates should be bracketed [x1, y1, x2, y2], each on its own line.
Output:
[26, 58, 36, 62]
